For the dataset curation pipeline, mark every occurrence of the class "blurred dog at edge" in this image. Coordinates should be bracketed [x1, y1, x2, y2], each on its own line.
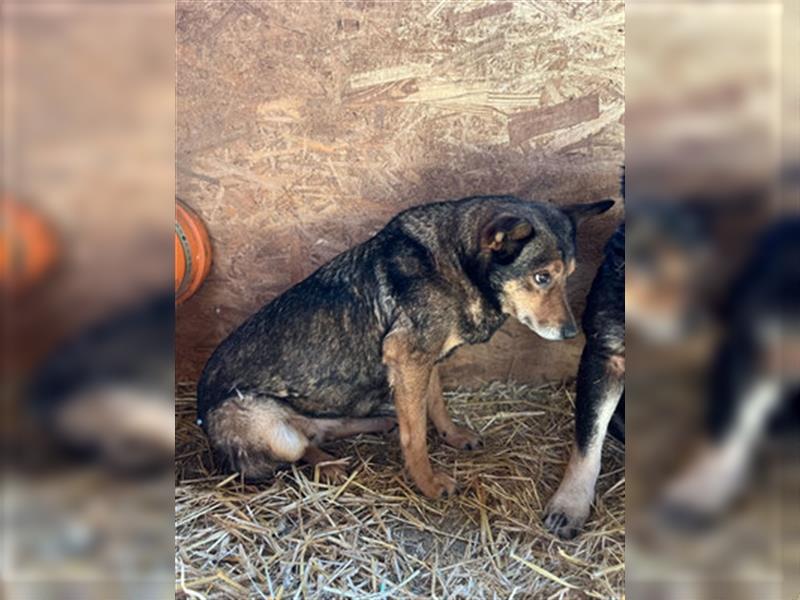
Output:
[197, 195, 614, 499]
[27, 293, 175, 473]
[660, 216, 800, 526]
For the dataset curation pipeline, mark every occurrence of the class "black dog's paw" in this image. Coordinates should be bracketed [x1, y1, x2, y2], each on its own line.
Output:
[543, 507, 586, 540]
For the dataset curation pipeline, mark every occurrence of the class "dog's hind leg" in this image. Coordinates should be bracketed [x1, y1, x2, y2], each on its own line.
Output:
[303, 416, 397, 442]
[206, 394, 309, 480]
[289, 415, 396, 482]
[295, 415, 397, 482]
[425, 367, 483, 451]
[544, 348, 623, 539]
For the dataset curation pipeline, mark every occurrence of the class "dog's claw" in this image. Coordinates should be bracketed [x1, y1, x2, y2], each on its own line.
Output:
[464, 439, 483, 451]
[543, 506, 587, 540]
[316, 462, 348, 484]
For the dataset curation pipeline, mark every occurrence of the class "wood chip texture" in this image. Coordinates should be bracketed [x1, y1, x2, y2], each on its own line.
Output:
[176, 0, 625, 388]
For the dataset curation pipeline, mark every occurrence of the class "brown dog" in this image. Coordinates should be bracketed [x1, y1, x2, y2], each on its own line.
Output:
[197, 195, 614, 498]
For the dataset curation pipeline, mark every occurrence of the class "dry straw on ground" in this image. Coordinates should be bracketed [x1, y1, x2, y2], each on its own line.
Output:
[176, 382, 624, 599]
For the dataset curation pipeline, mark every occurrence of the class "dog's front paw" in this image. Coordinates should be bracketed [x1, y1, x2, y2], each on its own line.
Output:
[441, 425, 483, 451]
[543, 507, 588, 540]
[543, 493, 591, 540]
[418, 471, 457, 499]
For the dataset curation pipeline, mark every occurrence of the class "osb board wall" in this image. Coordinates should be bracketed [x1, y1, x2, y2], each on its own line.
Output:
[176, 1, 624, 388]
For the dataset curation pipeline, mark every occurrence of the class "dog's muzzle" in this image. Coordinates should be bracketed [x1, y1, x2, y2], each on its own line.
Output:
[520, 316, 577, 341]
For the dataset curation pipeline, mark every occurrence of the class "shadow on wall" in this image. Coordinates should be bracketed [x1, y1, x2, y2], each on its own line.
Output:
[175, 0, 625, 387]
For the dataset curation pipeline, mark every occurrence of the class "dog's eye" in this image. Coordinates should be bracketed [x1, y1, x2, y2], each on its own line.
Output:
[534, 272, 551, 286]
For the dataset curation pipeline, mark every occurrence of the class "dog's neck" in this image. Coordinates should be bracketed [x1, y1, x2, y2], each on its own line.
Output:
[396, 204, 509, 343]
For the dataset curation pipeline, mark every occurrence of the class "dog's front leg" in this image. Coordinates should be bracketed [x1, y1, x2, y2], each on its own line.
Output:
[427, 366, 483, 451]
[544, 348, 623, 538]
[383, 331, 457, 499]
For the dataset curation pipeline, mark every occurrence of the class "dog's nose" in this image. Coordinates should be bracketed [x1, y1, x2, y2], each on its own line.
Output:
[560, 323, 578, 339]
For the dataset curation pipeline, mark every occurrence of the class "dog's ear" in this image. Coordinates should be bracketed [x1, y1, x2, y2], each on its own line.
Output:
[480, 215, 534, 257]
[561, 199, 615, 227]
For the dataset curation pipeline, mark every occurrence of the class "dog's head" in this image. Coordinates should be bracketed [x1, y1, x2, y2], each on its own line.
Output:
[478, 199, 615, 340]
[625, 203, 713, 341]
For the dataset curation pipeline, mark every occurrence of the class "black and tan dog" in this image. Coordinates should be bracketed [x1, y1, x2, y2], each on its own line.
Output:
[197, 195, 613, 499]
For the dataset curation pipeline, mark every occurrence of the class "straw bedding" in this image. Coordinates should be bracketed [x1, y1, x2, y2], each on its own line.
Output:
[176, 381, 624, 599]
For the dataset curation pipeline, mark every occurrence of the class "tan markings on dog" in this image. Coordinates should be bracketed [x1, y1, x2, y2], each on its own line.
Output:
[440, 329, 464, 359]
[607, 354, 625, 377]
[383, 329, 456, 499]
[500, 260, 573, 333]
[426, 366, 482, 450]
[626, 245, 693, 333]
[765, 337, 800, 379]
[499, 279, 526, 319]
[625, 273, 685, 320]
[567, 258, 576, 275]
[207, 395, 308, 468]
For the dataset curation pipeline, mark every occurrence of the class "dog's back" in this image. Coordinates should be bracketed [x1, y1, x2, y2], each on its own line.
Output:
[197, 198, 475, 424]
[197, 224, 398, 423]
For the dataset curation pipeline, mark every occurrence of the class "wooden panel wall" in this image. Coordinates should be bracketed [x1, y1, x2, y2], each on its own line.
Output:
[176, 1, 624, 388]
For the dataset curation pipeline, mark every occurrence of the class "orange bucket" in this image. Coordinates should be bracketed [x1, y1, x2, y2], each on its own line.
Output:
[175, 198, 212, 305]
[0, 195, 59, 295]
